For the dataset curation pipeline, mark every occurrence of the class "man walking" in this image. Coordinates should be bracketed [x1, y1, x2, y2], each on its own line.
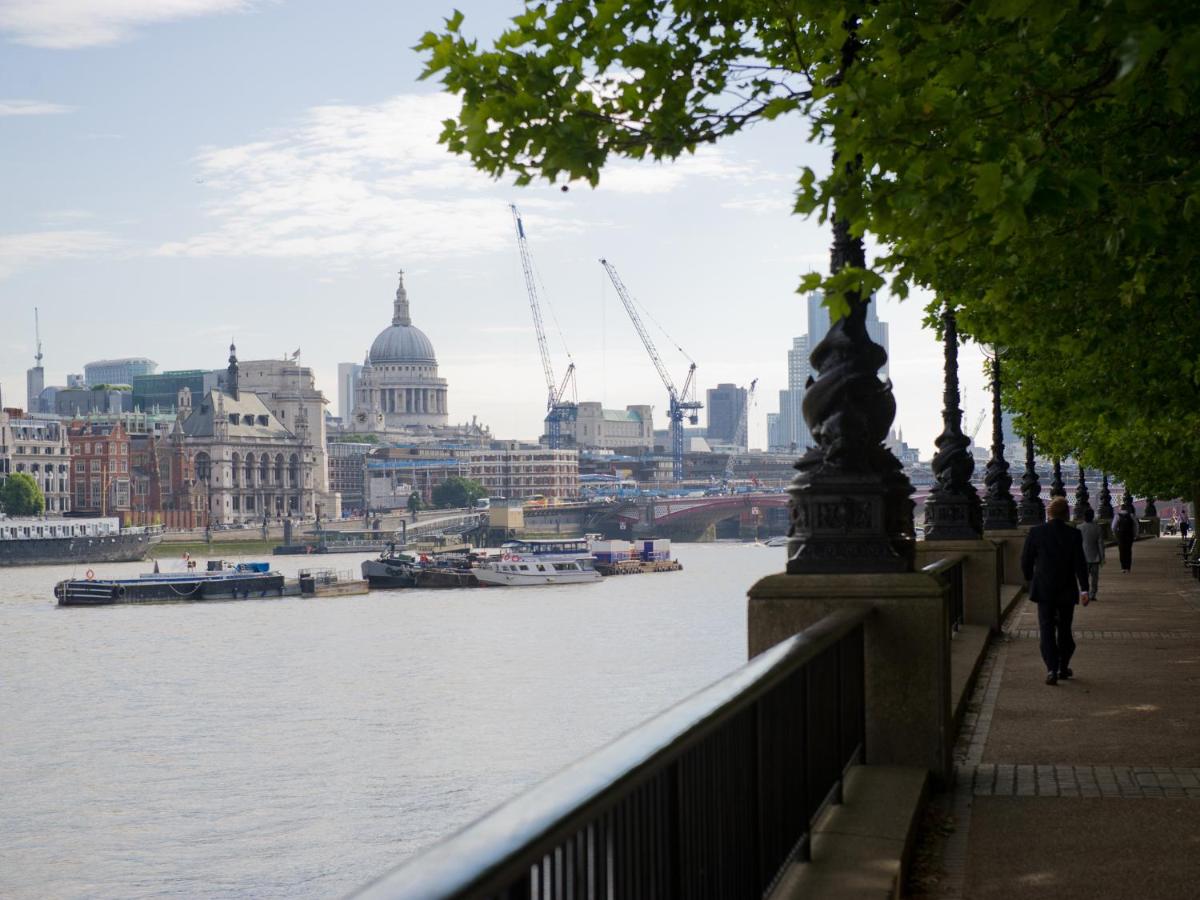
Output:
[1021, 496, 1089, 685]
[1078, 507, 1105, 603]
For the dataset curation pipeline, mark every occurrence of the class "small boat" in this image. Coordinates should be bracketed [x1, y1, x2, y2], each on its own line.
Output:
[763, 535, 789, 547]
[54, 561, 284, 606]
[474, 539, 602, 587]
[361, 546, 478, 589]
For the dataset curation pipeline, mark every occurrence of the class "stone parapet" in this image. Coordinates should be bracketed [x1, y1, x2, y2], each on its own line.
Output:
[749, 571, 953, 784]
[916, 538, 1003, 632]
[982, 528, 1027, 588]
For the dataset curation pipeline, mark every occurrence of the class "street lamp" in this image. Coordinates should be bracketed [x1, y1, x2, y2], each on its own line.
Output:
[981, 345, 1017, 531]
[923, 306, 982, 540]
[1018, 432, 1045, 526]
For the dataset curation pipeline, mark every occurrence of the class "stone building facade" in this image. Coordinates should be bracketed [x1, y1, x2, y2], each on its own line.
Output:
[180, 346, 319, 525]
[220, 357, 338, 517]
[558, 402, 654, 453]
[0, 406, 71, 513]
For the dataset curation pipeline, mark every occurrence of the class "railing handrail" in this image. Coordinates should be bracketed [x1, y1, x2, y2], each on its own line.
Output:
[352, 605, 870, 900]
[920, 553, 966, 576]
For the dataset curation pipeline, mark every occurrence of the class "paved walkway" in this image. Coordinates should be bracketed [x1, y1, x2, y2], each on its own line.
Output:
[935, 536, 1200, 899]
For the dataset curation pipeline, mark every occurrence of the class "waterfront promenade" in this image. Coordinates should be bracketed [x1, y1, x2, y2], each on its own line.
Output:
[931, 536, 1200, 899]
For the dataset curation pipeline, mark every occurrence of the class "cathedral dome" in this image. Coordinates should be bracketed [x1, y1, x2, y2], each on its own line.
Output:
[368, 272, 437, 364]
[369, 324, 436, 364]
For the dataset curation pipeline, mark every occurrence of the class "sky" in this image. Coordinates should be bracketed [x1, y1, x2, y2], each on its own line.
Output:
[0, 0, 995, 455]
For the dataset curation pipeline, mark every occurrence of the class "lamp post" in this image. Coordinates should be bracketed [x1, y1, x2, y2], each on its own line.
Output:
[1050, 458, 1066, 498]
[1098, 473, 1114, 520]
[785, 249, 913, 571]
[923, 306, 982, 540]
[1018, 433, 1045, 526]
[981, 346, 1017, 531]
[1074, 466, 1092, 521]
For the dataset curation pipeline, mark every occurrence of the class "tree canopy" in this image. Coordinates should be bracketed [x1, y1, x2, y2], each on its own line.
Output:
[431, 475, 486, 509]
[419, 1, 1200, 500]
[1, 472, 46, 516]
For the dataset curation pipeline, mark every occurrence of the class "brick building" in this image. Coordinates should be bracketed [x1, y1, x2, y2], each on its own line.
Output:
[67, 420, 133, 517]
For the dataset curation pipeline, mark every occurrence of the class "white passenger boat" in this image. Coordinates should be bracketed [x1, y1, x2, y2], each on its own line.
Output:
[473, 539, 602, 586]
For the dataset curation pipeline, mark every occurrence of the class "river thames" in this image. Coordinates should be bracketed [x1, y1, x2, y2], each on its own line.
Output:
[1, 542, 783, 898]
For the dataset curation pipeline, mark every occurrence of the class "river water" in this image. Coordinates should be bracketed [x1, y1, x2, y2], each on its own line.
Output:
[1, 543, 784, 899]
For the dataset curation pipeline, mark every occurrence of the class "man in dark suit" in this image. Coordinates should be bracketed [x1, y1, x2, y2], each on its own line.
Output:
[1021, 496, 1090, 685]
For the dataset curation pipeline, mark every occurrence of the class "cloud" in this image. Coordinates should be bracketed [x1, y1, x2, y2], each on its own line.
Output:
[159, 93, 582, 264]
[159, 92, 772, 265]
[0, 0, 258, 49]
[0, 229, 125, 279]
[0, 98, 74, 116]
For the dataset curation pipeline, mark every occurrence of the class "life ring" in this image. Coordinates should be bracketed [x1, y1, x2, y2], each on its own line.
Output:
[85, 569, 95, 580]
[501, 552, 511, 561]
[510, 554, 522, 562]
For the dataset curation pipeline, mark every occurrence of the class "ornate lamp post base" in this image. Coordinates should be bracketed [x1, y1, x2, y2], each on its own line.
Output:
[925, 491, 984, 540]
[788, 472, 913, 573]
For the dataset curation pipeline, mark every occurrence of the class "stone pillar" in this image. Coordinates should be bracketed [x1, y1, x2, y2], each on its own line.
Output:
[914, 539, 1002, 630]
[749, 572, 953, 784]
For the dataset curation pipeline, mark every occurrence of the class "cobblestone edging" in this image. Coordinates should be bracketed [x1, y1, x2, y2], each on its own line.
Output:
[964, 764, 1200, 798]
[936, 618, 1014, 897]
[1008, 628, 1199, 640]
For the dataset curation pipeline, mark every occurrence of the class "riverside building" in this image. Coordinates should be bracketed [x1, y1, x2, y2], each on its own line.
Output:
[0, 404, 71, 513]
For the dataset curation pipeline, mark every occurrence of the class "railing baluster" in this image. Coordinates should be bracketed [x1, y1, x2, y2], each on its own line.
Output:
[352, 608, 870, 900]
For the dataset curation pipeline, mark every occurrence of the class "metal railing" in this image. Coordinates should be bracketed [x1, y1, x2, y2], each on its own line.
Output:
[923, 555, 966, 635]
[354, 607, 869, 900]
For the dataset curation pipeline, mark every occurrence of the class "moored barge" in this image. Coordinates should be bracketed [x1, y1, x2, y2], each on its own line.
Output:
[55, 561, 284, 606]
[1, 516, 162, 567]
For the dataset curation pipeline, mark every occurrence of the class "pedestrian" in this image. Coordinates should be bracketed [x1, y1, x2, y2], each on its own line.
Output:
[1021, 496, 1089, 685]
[1181, 509, 1191, 541]
[1114, 507, 1137, 573]
[1078, 507, 1105, 603]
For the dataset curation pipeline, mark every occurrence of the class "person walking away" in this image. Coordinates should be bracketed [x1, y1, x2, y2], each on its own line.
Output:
[1114, 507, 1137, 573]
[1021, 496, 1089, 685]
[1180, 509, 1191, 541]
[1078, 507, 1105, 602]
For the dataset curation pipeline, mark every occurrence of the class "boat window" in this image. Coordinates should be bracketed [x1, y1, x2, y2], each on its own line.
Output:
[554, 563, 573, 571]
[519, 565, 529, 571]
[537, 565, 545, 572]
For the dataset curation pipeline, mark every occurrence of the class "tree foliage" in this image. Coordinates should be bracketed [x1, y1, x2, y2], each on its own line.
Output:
[419, 1, 1200, 500]
[1, 472, 46, 516]
[407, 491, 423, 514]
[431, 475, 486, 509]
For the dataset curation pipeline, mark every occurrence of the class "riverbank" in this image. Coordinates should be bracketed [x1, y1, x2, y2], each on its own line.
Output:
[149, 539, 277, 558]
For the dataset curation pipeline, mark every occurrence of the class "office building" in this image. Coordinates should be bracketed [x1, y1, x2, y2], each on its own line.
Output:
[83, 357, 157, 386]
[706, 383, 748, 449]
[337, 362, 363, 421]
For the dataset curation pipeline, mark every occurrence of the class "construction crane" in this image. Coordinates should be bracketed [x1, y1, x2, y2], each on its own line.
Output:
[600, 258, 702, 482]
[510, 204, 576, 449]
[969, 408, 986, 444]
[723, 378, 758, 486]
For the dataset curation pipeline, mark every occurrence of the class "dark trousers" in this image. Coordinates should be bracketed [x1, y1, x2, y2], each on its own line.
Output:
[1038, 600, 1076, 674]
[1118, 540, 1133, 571]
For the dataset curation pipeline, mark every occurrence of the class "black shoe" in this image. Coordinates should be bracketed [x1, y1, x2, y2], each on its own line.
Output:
[1046, 671, 1058, 685]
[1059, 667, 1073, 680]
